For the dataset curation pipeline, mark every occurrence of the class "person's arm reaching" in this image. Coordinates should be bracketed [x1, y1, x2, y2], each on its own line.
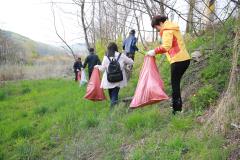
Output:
[123, 54, 134, 65]
[96, 57, 106, 72]
[80, 62, 83, 70]
[154, 30, 173, 54]
[83, 57, 88, 68]
[97, 56, 101, 65]
[133, 37, 138, 51]
[146, 30, 173, 56]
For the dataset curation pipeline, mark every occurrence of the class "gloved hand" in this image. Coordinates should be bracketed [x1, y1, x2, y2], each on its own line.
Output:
[146, 50, 156, 56]
[94, 65, 100, 69]
[76, 69, 80, 71]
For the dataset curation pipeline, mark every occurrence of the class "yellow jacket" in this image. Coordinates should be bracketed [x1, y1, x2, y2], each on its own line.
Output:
[154, 21, 191, 64]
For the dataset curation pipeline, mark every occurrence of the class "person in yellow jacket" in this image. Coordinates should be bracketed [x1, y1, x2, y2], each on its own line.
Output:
[146, 15, 191, 115]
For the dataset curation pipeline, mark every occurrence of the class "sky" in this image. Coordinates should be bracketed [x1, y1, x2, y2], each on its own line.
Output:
[0, 0, 54, 44]
[0, 0, 83, 46]
[0, 0, 230, 46]
[0, 0, 190, 46]
[0, 0, 187, 46]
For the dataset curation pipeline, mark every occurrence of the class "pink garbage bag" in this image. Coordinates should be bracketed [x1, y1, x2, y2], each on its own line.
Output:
[130, 56, 169, 108]
[84, 68, 106, 101]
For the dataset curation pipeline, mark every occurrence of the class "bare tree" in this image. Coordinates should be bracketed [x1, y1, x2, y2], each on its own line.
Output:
[186, 0, 196, 33]
[73, 0, 91, 49]
[51, 1, 76, 59]
[50, 0, 239, 48]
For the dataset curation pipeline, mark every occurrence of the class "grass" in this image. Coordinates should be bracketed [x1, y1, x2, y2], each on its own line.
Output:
[0, 19, 238, 159]
[0, 78, 231, 159]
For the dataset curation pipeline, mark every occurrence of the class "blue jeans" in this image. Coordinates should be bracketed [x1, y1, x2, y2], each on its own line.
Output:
[108, 87, 120, 107]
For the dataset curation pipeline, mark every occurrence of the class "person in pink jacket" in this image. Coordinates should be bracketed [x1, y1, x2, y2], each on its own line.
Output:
[95, 42, 134, 107]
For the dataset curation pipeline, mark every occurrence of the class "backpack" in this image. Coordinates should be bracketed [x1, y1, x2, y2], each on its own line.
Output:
[107, 53, 123, 82]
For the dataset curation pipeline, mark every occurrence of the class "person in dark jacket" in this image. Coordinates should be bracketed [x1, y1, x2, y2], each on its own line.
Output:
[73, 57, 83, 82]
[83, 48, 101, 79]
[123, 29, 139, 61]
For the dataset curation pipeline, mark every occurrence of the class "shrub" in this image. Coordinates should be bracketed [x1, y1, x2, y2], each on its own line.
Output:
[21, 87, 31, 94]
[84, 115, 99, 128]
[190, 85, 218, 114]
[124, 113, 147, 132]
[201, 54, 230, 81]
[0, 151, 4, 160]
[15, 139, 40, 160]
[34, 106, 48, 116]
[0, 90, 7, 101]
[11, 125, 33, 138]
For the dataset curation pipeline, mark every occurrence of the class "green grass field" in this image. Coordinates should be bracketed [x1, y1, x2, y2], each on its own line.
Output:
[0, 78, 231, 160]
[0, 20, 239, 160]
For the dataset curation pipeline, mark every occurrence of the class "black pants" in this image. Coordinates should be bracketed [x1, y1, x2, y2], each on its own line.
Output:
[88, 69, 93, 80]
[126, 52, 135, 61]
[108, 87, 120, 107]
[171, 60, 190, 111]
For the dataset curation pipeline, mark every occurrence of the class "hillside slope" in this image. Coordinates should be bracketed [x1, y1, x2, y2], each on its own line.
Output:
[0, 29, 64, 57]
[0, 20, 239, 160]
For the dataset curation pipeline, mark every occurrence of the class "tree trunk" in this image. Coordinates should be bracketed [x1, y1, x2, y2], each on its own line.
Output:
[205, 0, 216, 27]
[98, 0, 102, 43]
[80, 0, 90, 49]
[92, 1, 96, 48]
[186, 0, 196, 33]
[134, 11, 147, 49]
[159, 0, 165, 15]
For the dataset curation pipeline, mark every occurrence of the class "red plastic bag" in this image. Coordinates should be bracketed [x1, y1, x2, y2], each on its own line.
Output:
[84, 68, 106, 101]
[130, 56, 169, 108]
[77, 71, 81, 81]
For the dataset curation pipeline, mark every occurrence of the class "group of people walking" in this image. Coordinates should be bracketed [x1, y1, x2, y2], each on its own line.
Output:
[73, 48, 101, 81]
[73, 15, 191, 115]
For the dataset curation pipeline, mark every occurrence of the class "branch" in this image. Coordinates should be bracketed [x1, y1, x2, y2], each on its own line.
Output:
[230, 0, 240, 5]
[183, 0, 216, 24]
[152, 0, 190, 23]
[51, 1, 76, 60]
[201, 0, 224, 25]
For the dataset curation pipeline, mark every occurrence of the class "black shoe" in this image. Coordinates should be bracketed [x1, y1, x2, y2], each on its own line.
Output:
[172, 98, 182, 111]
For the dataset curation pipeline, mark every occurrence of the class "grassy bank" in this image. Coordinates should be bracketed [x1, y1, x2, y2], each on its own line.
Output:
[0, 20, 239, 159]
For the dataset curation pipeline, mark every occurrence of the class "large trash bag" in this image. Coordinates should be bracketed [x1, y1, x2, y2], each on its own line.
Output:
[80, 69, 88, 86]
[130, 56, 169, 108]
[84, 68, 106, 101]
[77, 71, 81, 81]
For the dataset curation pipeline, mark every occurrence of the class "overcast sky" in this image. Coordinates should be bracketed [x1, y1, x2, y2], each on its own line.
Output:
[0, 0, 190, 46]
[0, 0, 52, 44]
[0, 0, 229, 46]
[0, 0, 184, 46]
[0, 0, 81, 45]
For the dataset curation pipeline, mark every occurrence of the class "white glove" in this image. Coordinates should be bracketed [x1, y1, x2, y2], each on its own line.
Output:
[76, 69, 80, 71]
[94, 65, 100, 69]
[146, 50, 156, 56]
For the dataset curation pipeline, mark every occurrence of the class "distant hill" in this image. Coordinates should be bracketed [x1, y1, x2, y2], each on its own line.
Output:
[0, 29, 65, 57]
[71, 43, 88, 57]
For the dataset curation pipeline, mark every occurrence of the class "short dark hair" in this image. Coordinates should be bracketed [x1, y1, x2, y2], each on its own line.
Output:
[151, 15, 168, 28]
[130, 29, 135, 34]
[107, 42, 118, 57]
[77, 57, 81, 60]
[89, 48, 94, 52]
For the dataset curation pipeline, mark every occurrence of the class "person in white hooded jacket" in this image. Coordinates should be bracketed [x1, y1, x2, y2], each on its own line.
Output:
[95, 42, 134, 107]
